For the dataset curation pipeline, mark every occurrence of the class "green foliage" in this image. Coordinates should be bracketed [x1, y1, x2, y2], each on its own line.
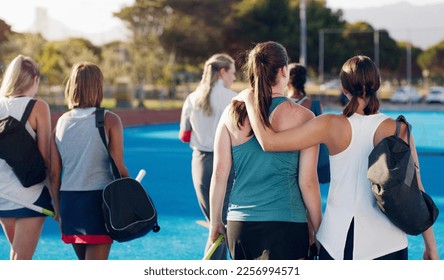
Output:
[417, 40, 444, 78]
[37, 38, 100, 84]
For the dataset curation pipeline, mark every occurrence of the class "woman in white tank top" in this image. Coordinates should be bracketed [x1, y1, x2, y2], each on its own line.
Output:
[0, 55, 53, 259]
[237, 55, 439, 260]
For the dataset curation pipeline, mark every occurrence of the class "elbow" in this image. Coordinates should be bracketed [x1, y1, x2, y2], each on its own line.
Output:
[258, 138, 276, 152]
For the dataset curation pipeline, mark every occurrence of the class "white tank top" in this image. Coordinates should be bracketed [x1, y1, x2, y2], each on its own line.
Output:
[0, 96, 46, 210]
[316, 113, 408, 260]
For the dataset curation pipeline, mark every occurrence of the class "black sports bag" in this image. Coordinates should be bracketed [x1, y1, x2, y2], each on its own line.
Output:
[96, 108, 160, 242]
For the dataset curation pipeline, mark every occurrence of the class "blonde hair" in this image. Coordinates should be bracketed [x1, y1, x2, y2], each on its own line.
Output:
[65, 62, 104, 109]
[0, 55, 40, 97]
[196, 53, 234, 116]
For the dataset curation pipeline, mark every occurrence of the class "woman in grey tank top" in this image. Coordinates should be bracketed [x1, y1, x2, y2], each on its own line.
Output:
[50, 62, 129, 260]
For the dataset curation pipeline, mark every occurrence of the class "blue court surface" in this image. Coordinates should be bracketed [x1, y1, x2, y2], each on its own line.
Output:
[0, 110, 443, 260]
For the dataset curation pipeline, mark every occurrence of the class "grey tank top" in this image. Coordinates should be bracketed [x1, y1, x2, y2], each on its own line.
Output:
[55, 108, 114, 191]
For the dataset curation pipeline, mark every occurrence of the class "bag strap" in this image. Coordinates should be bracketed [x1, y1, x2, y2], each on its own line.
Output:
[20, 99, 37, 124]
[95, 108, 121, 179]
[395, 115, 412, 146]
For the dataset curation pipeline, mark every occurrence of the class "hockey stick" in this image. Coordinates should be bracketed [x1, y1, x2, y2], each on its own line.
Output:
[202, 234, 224, 260]
[0, 192, 55, 217]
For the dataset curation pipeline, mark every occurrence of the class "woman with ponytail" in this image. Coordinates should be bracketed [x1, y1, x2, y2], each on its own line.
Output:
[236, 55, 439, 260]
[209, 41, 321, 260]
[178, 54, 237, 259]
[0, 55, 53, 259]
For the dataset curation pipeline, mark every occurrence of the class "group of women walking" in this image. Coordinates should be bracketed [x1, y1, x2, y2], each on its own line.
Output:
[0, 39, 439, 261]
[180, 41, 439, 260]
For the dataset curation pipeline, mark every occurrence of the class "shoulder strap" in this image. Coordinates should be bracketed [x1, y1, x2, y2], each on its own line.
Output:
[395, 115, 411, 146]
[20, 99, 37, 124]
[95, 108, 121, 179]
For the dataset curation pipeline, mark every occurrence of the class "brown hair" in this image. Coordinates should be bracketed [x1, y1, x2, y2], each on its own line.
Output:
[340, 55, 380, 117]
[231, 41, 288, 132]
[0, 55, 40, 97]
[288, 63, 307, 97]
[196, 54, 234, 116]
[65, 62, 104, 109]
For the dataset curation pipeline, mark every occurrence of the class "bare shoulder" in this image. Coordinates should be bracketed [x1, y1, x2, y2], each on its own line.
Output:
[104, 110, 123, 128]
[271, 100, 314, 131]
[34, 98, 50, 114]
[375, 117, 409, 144]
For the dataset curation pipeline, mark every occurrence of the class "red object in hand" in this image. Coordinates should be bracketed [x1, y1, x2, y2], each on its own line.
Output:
[180, 130, 191, 142]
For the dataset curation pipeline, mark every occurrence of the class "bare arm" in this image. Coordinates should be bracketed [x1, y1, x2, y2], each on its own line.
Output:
[241, 90, 328, 152]
[410, 135, 439, 260]
[106, 111, 130, 178]
[209, 114, 232, 242]
[49, 131, 61, 221]
[299, 144, 322, 235]
[31, 99, 51, 170]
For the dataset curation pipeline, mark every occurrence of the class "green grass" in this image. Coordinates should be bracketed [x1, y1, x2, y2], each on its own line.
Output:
[102, 98, 184, 110]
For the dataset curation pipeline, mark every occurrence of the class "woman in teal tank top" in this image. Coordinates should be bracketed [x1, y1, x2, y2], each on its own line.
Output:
[209, 41, 322, 260]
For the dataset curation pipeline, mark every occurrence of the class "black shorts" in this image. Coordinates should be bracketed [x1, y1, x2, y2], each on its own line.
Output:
[227, 220, 308, 260]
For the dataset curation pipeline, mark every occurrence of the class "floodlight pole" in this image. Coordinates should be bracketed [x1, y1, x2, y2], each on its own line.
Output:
[300, 0, 307, 66]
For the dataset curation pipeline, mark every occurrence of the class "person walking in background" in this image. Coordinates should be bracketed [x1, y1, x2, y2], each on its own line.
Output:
[209, 41, 321, 260]
[0, 55, 53, 259]
[50, 62, 129, 260]
[236, 55, 439, 260]
[287, 62, 311, 109]
[178, 54, 237, 260]
[287, 63, 330, 185]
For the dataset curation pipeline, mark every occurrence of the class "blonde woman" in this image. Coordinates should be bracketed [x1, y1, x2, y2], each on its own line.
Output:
[50, 62, 129, 260]
[178, 54, 237, 259]
[0, 55, 53, 259]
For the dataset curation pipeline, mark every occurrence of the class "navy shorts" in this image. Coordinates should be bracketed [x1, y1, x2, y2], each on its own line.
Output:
[60, 190, 112, 244]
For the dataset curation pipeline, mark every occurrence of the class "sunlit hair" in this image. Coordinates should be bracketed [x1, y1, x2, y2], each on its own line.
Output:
[340, 55, 380, 117]
[231, 41, 288, 133]
[65, 62, 104, 109]
[0, 55, 40, 97]
[196, 53, 234, 116]
[288, 63, 307, 97]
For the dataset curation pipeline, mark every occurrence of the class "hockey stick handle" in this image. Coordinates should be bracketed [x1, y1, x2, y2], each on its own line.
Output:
[135, 169, 146, 183]
[202, 234, 224, 260]
[0, 192, 54, 217]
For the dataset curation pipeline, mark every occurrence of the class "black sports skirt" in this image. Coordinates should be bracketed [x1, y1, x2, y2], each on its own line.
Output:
[227, 220, 309, 260]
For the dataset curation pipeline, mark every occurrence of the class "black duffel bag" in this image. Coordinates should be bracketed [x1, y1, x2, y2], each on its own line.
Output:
[96, 108, 160, 242]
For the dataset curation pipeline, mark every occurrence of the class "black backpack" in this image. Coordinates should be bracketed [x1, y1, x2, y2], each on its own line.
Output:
[96, 108, 160, 242]
[0, 99, 46, 187]
[368, 115, 439, 235]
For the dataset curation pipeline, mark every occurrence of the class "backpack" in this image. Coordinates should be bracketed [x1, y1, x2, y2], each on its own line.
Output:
[310, 100, 330, 184]
[368, 115, 439, 235]
[96, 108, 160, 242]
[0, 99, 46, 187]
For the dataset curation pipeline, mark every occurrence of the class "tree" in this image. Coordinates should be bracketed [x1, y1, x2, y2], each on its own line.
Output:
[417, 40, 444, 79]
[38, 38, 100, 84]
[114, 0, 173, 87]
[394, 42, 422, 84]
[100, 41, 132, 85]
[0, 32, 46, 70]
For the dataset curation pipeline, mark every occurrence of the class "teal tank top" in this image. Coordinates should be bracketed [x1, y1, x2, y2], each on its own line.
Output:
[227, 97, 306, 223]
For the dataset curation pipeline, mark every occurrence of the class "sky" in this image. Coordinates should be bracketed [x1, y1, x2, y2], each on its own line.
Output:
[0, 0, 443, 35]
